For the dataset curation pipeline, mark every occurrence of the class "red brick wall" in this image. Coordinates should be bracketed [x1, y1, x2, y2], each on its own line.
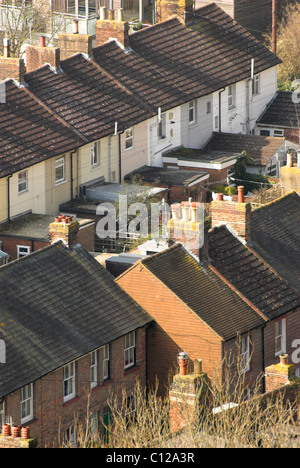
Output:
[0, 57, 25, 82]
[26, 46, 60, 73]
[0, 237, 48, 260]
[2, 327, 148, 447]
[117, 265, 223, 395]
[76, 223, 95, 251]
[263, 310, 300, 374]
[95, 20, 129, 48]
[58, 34, 94, 61]
[210, 199, 251, 240]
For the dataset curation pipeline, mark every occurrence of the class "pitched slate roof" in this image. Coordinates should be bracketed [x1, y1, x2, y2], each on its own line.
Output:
[93, 3, 281, 112]
[0, 80, 83, 178]
[139, 243, 266, 341]
[24, 54, 155, 142]
[250, 192, 300, 292]
[0, 242, 152, 397]
[204, 132, 286, 166]
[257, 91, 300, 128]
[208, 223, 300, 320]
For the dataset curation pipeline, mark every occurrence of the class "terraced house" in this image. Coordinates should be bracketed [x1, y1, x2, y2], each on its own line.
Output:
[0, 1, 282, 229]
[0, 241, 152, 447]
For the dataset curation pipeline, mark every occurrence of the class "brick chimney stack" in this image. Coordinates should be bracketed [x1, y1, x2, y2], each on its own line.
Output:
[169, 354, 208, 433]
[95, 8, 129, 49]
[265, 354, 298, 393]
[210, 186, 251, 241]
[0, 38, 25, 83]
[168, 200, 206, 260]
[49, 215, 80, 247]
[156, 0, 194, 23]
[26, 37, 60, 73]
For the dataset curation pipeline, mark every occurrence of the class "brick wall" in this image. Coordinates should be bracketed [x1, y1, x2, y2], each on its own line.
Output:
[26, 46, 60, 73]
[2, 327, 148, 447]
[0, 237, 48, 261]
[156, 0, 193, 23]
[263, 310, 300, 375]
[210, 198, 251, 240]
[58, 34, 95, 61]
[0, 57, 25, 82]
[117, 265, 223, 396]
[0, 434, 37, 449]
[95, 19, 129, 48]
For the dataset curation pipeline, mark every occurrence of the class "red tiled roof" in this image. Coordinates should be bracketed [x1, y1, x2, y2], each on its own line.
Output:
[204, 132, 286, 165]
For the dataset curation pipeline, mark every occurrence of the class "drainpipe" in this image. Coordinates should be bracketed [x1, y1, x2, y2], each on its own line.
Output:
[218, 88, 225, 132]
[70, 149, 77, 200]
[118, 132, 123, 183]
[109, 135, 112, 182]
[7, 174, 12, 222]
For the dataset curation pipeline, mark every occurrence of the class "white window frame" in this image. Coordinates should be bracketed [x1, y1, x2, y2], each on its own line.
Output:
[228, 84, 236, 109]
[17, 245, 31, 259]
[240, 335, 250, 374]
[157, 113, 166, 140]
[188, 100, 197, 125]
[64, 425, 77, 447]
[125, 395, 136, 426]
[125, 128, 133, 150]
[21, 383, 33, 424]
[91, 141, 100, 167]
[252, 74, 260, 95]
[55, 156, 65, 185]
[275, 318, 286, 356]
[63, 361, 76, 402]
[102, 344, 110, 380]
[90, 351, 97, 388]
[124, 332, 135, 370]
[207, 101, 211, 114]
[18, 170, 28, 194]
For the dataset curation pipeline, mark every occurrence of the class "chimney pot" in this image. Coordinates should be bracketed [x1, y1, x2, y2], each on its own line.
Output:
[297, 151, 300, 169]
[40, 36, 45, 47]
[193, 359, 202, 374]
[280, 354, 288, 366]
[287, 152, 293, 168]
[108, 9, 114, 20]
[99, 6, 106, 20]
[216, 193, 224, 201]
[237, 186, 245, 203]
[3, 38, 10, 58]
[73, 19, 79, 34]
[178, 352, 188, 376]
[117, 8, 123, 22]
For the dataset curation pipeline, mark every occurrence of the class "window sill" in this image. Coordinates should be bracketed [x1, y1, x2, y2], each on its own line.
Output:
[55, 179, 67, 187]
[63, 395, 80, 407]
[124, 365, 140, 376]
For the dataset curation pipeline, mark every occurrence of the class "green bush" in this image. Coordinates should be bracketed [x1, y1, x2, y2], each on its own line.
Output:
[224, 186, 238, 195]
[213, 185, 226, 193]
